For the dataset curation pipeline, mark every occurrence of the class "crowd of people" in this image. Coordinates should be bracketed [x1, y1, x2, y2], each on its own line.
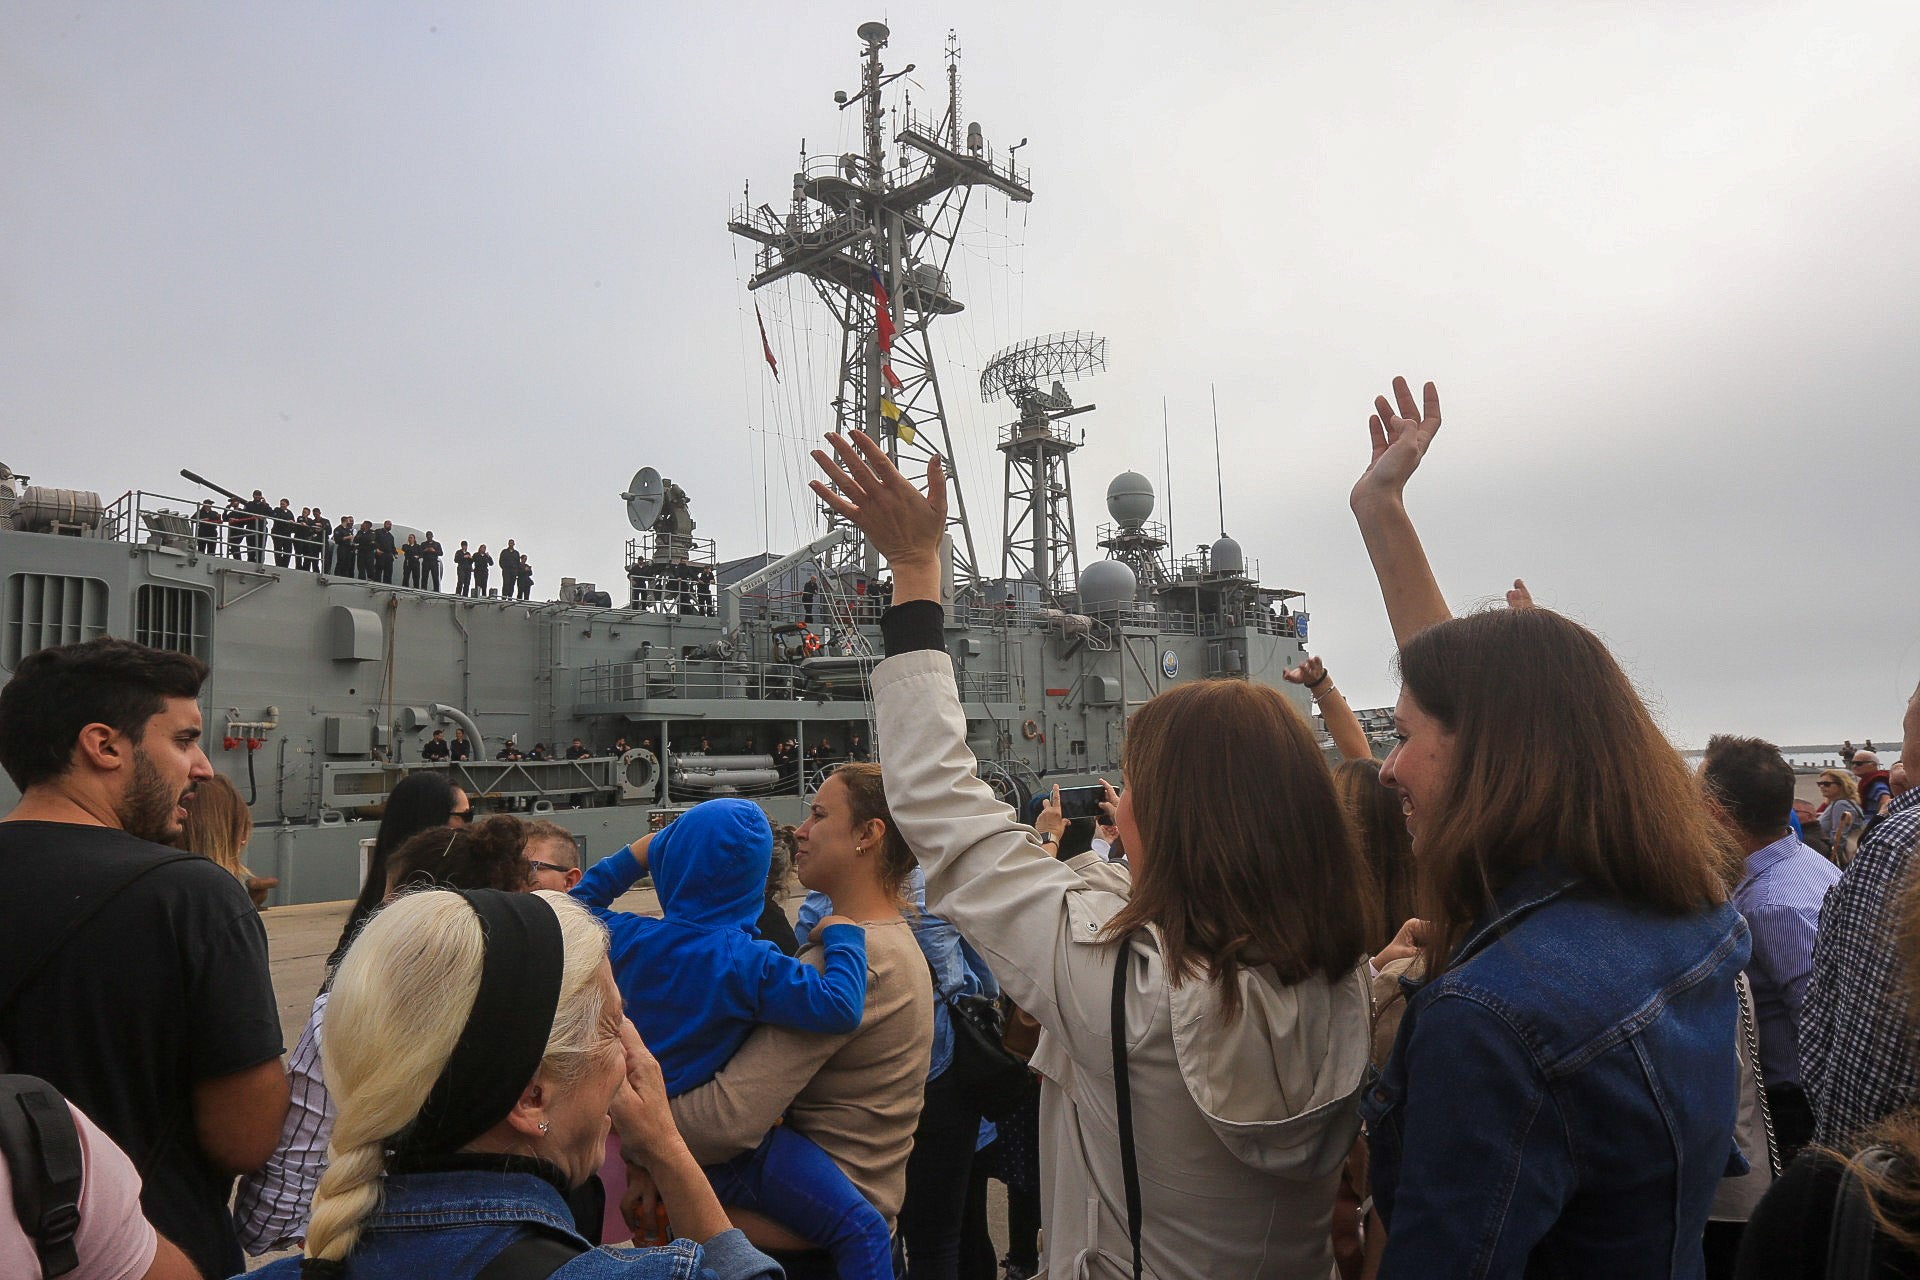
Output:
[4, 385, 1920, 1280]
[191, 495, 547, 601]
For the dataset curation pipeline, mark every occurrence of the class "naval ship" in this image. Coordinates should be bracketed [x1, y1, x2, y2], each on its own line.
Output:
[0, 22, 1316, 905]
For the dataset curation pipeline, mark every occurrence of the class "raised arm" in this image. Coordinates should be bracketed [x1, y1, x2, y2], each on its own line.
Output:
[1284, 655, 1371, 762]
[1348, 377, 1452, 648]
[571, 831, 658, 912]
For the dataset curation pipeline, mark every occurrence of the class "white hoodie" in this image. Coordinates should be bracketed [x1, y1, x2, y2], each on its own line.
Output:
[874, 649, 1372, 1279]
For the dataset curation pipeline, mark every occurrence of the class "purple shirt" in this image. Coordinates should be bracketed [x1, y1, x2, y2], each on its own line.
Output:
[1734, 833, 1841, 1086]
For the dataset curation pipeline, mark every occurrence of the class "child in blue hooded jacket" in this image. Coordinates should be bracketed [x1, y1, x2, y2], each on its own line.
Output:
[573, 797, 892, 1279]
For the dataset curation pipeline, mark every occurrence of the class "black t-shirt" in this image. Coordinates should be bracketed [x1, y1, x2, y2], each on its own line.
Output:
[1737, 1148, 1920, 1279]
[0, 822, 284, 1280]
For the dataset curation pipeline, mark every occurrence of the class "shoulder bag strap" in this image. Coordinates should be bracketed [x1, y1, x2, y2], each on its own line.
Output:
[475, 1230, 591, 1280]
[1826, 1145, 1901, 1280]
[1109, 932, 1143, 1280]
[0, 853, 199, 1072]
[0, 1074, 84, 1279]
[1736, 974, 1779, 1178]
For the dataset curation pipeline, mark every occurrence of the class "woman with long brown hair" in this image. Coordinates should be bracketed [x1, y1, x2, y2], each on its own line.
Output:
[806, 431, 1377, 1280]
[1348, 378, 1747, 1276]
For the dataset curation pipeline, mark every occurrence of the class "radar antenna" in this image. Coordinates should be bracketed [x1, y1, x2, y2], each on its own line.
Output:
[980, 331, 1107, 595]
[728, 21, 1034, 591]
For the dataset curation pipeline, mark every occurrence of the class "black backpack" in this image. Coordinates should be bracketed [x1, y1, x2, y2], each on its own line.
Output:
[0, 1074, 82, 1279]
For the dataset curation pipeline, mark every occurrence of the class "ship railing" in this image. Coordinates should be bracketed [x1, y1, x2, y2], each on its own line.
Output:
[320, 757, 625, 811]
[897, 107, 1031, 190]
[576, 657, 807, 704]
[956, 669, 1012, 702]
[625, 533, 716, 568]
[1168, 551, 1263, 583]
[1094, 520, 1170, 549]
[997, 417, 1081, 449]
[1205, 607, 1307, 638]
[100, 489, 207, 551]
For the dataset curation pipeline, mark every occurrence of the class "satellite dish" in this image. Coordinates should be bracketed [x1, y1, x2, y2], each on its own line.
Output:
[622, 468, 664, 531]
[857, 20, 890, 45]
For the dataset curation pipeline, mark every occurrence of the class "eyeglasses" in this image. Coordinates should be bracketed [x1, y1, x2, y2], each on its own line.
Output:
[526, 859, 574, 877]
[1817, 780, 1837, 787]
[449, 808, 473, 823]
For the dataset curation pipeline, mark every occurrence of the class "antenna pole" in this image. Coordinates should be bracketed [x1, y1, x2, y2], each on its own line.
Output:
[1210, 383, 1225, 537]
[1161, 395, 1174, 550]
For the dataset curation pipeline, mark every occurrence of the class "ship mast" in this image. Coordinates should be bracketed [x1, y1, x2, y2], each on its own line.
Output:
[727, 20, 1033, 590]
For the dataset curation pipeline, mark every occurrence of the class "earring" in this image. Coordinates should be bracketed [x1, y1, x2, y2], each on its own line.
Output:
[537, 1121, 549, 1134]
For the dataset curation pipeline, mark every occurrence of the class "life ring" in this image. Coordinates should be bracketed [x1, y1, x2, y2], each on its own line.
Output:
[802, 631, 823, 656]
[1021, 718, 1041, 740]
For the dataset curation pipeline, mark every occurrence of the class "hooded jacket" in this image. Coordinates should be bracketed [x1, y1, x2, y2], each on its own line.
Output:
[873, 640, 1371, 1280]
[572, 798, 868, 1096]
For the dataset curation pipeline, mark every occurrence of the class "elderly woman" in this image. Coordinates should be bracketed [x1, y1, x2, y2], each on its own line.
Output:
[235, 818, 539, 1256]
[806, 431, 1378, 1280]
[245, 888, 777, 1280]
[1815, 769, 1865, 865]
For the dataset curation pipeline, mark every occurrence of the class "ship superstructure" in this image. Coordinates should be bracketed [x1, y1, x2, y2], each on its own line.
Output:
[0, 24, 1321, 904]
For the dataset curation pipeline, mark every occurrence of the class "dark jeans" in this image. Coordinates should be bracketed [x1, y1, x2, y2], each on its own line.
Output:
[898, 1065, 980, 1280]
[961, 1088, 1041, 1280]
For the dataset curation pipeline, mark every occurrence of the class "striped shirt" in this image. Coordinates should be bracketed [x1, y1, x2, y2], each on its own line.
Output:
[1800, 786, 1920, 1145]
[234, 992, 334, 1254]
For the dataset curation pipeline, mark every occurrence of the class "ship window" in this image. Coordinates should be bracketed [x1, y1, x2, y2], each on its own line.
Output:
[134, 585, 211, 660]
[3, 573, 109, 670]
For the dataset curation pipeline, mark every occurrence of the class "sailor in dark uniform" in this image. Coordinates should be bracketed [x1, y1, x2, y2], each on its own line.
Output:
[400, 534, 422, 587]
[225, 498, 250, 558]
[472, 545, 493, 596]
[270, 499, 298, 566]
[374, 521, 397, 583]
[449, 728, 472, 761]
[454, 541, 473, 596]
[245, 491, 274, 563]
[698, 566, 715, 616]
[421, 730, 451, 762]
[334, 517, 358, 577]
[420, 532, 443, 591]
[354, 520, 377, 579]
[193, 500, 220, 555]
[515, 559, 533, 601]
[498, 541, 522, 594]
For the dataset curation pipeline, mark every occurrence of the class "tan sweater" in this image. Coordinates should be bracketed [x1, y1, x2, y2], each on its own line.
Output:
[669, 916, 933, 1222]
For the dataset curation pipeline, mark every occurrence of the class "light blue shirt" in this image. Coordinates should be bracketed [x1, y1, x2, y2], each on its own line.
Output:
[1734, 832, 1842, 1087]
[796, 867, 996, 1079]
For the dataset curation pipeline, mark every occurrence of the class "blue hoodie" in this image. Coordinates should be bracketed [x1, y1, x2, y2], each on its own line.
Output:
[571, 798, 868, 1095]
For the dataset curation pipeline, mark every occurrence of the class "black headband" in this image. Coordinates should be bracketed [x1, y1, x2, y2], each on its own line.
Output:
[390, 889, 565, 1158]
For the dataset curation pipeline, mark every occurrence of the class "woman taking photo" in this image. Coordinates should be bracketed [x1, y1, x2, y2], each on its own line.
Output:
[666, 762, 935, 1276]
[1348, 378, 1746, 1276]
[806, 432, 1378, 1279]
[250, 888, 777, 1279]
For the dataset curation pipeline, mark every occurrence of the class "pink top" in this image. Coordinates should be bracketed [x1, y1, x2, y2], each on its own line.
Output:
[0, 1102, 156, 1280]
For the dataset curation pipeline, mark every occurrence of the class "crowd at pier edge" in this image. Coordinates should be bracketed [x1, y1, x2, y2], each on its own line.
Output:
[4, 378, 1919, 1279]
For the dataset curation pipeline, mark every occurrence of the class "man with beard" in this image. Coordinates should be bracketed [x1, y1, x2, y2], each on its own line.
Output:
[0, 638, 286, 1280]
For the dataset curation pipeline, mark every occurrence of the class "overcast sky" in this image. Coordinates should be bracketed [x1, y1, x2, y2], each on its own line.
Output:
[5, 1, 1915, 748]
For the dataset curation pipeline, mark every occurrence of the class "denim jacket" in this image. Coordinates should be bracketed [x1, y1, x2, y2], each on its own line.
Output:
[1362, 862, 1750, 1279]
[240, 1163, 781, 1280]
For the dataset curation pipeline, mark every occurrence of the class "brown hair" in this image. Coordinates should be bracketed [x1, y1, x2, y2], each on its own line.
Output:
[181, 772, 253, 881]
[1102, 680, 1374, 1020]
[388, 815, 532, 894]
[520, 819, 579, 868]
[1396, 608, 1734, 976]
[1334, 758, 1415, 953]
[831, 762, 918, 902]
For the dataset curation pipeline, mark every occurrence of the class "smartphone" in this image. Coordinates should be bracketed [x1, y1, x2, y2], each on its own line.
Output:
[1055, 784, 1107, 822]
